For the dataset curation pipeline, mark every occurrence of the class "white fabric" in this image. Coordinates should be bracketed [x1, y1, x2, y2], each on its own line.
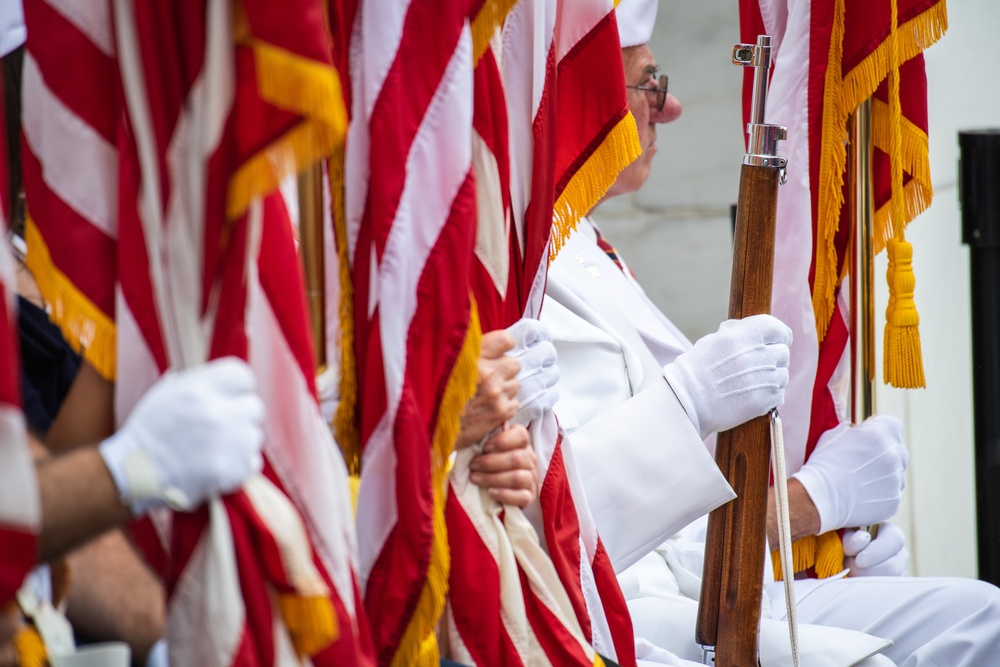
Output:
[542, 221, 735, 574]
[99, 357, 265, 514]
[537, 218, 1000, 665]
[615, 0, 657, 48]
[0, 0, 24, 57]
[663, 315, 791, 440]
[844, 522, 910, 578]
[506, 318, 560, 428]
[446, 422, 603, 666]
[791, 416, 908, 533]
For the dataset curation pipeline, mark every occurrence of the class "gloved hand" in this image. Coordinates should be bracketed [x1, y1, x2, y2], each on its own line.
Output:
[791, 415, 908, 534]
[843, 522, 910, 577]
[662, 314, 791, 440]
[506, 318, 559, 427]
[100, 357, 266, 515]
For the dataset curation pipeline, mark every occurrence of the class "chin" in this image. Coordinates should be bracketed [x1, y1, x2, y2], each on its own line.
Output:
[605, 162, 652, 200]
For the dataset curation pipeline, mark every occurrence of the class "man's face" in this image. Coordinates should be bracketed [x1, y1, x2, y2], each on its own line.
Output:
[606, 45, 683, 198]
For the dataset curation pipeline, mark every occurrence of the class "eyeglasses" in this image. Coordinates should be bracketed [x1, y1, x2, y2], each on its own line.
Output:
[626, 74, 669, 112]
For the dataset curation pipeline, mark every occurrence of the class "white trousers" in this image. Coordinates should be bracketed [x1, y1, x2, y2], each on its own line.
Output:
[778, 575, 1000, 666]
[626, 573, 1000, 666]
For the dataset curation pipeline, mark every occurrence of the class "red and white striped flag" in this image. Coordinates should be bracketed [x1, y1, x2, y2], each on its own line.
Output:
[22, 1, 372, 664]
[343, 1, 483, 664]
[443, 7, 626, 664]
[741, 0, 945, 578]
[0, 60, 39, 607]
[447, 1, 641, 664]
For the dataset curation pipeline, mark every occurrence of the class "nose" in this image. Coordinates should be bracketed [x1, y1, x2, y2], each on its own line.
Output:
[652, 92, 682, 124]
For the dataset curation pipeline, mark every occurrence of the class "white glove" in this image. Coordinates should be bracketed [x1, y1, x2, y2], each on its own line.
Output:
[791, 415, 908, 534]
[506, 318, 559, 427]
[843, 522, 910, 577]
[663, 314, 791, 440]
[100, 357, 266, 515]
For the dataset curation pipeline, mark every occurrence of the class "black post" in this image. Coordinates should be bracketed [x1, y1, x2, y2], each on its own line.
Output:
[959, 129, 1000, 585]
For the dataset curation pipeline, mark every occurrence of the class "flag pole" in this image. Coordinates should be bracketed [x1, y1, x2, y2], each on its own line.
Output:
[850, 99, 876, 424]
[850, 99, 879, 537]
[298, 163, 327, 370]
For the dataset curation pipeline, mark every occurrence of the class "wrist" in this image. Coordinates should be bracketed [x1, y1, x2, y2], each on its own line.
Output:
[790, 466, 838, 534]
[98, 432, 186, 515]
[662, 363, 706, 440]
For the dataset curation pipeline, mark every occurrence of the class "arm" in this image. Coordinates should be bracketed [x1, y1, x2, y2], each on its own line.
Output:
[35, 439, 130, 561]
[766, 477, 820, 549]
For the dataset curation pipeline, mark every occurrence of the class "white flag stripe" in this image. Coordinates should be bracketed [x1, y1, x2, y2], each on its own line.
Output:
[47, 0, 114, 55]
[0, 408, 40, 531]
[167, 501, 246, 667]
[112, 288, 162, 427]
[766, 0, 819, 472]
[22, 54, 118, 241]
[378, 25, 473, 413]
[246, 265, 359, 612]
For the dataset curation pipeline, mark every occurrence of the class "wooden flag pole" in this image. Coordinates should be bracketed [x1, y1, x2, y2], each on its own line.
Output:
[298, 163, 327, 370]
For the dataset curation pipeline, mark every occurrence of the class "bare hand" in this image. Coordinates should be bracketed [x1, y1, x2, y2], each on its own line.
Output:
[469, 425, 539, 508]
[455, 331, 520, 450]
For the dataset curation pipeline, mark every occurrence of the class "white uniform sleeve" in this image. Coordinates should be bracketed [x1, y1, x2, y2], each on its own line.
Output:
[563, 380, 734, 573]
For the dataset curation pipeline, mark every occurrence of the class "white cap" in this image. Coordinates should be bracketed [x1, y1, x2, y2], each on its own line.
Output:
[616, 0, 657, 48]
[0, 1, 25, 58]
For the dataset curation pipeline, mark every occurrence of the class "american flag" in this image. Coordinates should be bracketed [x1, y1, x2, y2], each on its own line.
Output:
[740, 0, 944, 578]
[0, 60, 39, 607]
[441, 0, 641, 664]
[344, 0, 483, 664]
[443, 5, 625, 664]
[22, 1, 371, 664]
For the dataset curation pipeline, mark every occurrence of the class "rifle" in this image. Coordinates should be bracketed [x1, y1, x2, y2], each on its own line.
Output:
[695, 35, 787, 666]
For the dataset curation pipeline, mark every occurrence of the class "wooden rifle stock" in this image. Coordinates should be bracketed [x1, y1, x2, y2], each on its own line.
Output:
[695, 35, 785, 666]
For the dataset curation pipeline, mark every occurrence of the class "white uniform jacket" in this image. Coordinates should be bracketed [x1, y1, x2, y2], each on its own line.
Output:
[540, 220, 734, 575]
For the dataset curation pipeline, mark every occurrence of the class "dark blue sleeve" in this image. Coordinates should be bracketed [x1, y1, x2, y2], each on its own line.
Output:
[18, 296, 81, 434]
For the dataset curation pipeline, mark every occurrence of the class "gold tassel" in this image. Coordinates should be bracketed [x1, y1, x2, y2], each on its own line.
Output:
[881, 0, 926, 389]
[549, 112, 642, 263]
[390, 302, 482, 667]
[13, 627, 46, 667]
[23, 217, 117, 381]
[883, 238, 925, 388]
[772, 531, 846, 580]
[278, 593, 339, 658]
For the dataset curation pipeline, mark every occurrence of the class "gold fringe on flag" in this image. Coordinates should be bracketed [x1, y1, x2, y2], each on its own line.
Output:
[771, 530, 845, 581]
[471, 0, 519, 64]
[23, 217, 117, 381]
[229, 0, 348, 220]
[329, 145, 361, 476]
[811, 0, 847, 340]
[279, 592, 340, 658]
[392, 302, 482, 667]
[813, 0, 946, 344]
[549, 111, 642, 263]
[13, 626, 46, 667]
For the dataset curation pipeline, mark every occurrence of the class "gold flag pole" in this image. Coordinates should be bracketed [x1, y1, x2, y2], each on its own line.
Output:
[850, 99, 875, 424]
[850, 98, 879, 537]
[298, 163, 327, 370]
